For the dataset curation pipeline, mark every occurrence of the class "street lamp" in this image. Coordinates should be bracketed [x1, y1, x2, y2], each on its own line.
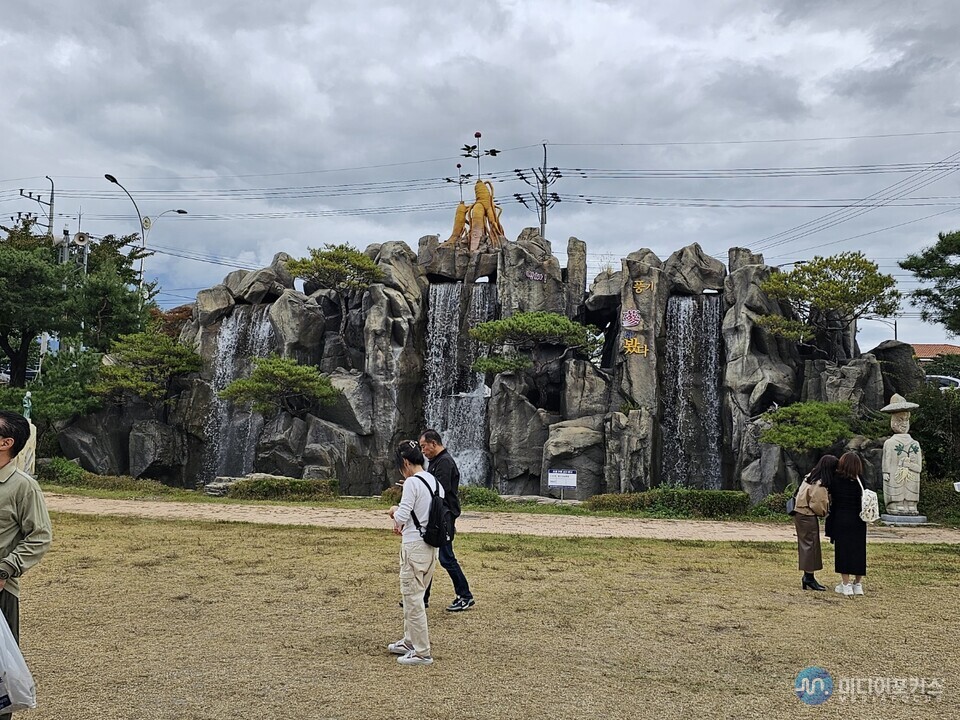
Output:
[141, 208, 187, 299]
[104, 174, 147, 300]
[105, 174, 187, 307]
[862, 315, 899, 340]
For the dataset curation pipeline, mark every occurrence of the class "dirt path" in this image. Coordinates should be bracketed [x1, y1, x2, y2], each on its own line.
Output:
[43, 493, 960, 543]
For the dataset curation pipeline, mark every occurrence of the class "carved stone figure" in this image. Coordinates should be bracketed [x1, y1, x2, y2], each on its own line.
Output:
[880, 394, 922, 515]
[22, 391, 32, 421]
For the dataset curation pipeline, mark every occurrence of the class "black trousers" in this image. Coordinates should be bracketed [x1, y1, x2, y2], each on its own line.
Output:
[0, 589, 19, 718]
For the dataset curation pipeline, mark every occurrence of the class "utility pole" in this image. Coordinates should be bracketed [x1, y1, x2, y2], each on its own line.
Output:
[513, 142, 561, 239]
[18, 177, 54, 238]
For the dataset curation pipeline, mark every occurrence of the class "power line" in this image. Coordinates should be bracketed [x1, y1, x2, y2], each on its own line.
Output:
[549, 129, 960, 147]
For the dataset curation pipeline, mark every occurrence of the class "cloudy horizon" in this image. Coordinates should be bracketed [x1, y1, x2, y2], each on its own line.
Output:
[3, 0, 960, 351]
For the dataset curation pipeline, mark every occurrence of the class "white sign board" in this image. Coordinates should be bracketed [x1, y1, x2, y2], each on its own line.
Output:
[548, 469, 577, 488]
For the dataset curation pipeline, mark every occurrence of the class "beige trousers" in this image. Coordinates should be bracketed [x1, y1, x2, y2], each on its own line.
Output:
[399, 540, 438, 656]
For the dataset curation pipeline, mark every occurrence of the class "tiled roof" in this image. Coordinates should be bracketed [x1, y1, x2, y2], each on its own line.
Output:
[910, 343, 960, 358]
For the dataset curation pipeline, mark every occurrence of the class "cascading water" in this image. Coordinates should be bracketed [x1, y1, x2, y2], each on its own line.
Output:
[660, 294, 723, 489]
[424, 282, 497, 485]
[202, 304, 275, 482]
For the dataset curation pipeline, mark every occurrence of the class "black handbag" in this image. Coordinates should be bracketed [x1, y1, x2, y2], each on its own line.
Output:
[786, 496, 797, 515]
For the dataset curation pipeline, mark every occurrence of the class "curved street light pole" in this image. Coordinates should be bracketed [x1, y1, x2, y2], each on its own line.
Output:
[862, 315, 899, 340]
[104, 174, 147, 303]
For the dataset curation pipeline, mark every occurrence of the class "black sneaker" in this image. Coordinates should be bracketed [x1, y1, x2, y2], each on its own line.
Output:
[398, 600, 429, 609]
[445, 597, 475, 612]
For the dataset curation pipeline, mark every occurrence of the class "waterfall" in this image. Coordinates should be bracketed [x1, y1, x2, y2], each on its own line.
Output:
[202, 304, 276, 482]
[424, 282, 497, 485]
[660, 294, 723, 489]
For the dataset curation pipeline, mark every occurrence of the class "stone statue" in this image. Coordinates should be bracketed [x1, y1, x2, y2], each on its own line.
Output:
[880, 394, 922, 516]
[22, 391, 32, 421]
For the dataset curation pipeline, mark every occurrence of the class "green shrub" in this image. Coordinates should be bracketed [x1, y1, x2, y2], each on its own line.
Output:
[36, 457, 87, 486]
[226, 477, 338, 501]
[918, 481, 960, 523]
[36, 464, 177, 494]
[586, 488, 752, 518]
[760, 401, 854, 452]
[749, 491, 792, 517]
[458, 486, 505, 507]
[381, 486, 402, 504]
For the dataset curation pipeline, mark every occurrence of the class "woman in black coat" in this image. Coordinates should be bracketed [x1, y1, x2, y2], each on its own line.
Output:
[825, 452, 867, 597]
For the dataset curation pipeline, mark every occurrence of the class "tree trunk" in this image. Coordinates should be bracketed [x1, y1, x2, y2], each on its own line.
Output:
[0, 333, 34, 388]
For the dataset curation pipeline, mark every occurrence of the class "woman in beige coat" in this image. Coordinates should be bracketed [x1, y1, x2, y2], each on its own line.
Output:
[793, 454, 837, 591]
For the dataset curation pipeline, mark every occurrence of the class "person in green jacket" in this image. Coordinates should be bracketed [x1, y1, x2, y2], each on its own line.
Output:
[0, 410, 53, 716]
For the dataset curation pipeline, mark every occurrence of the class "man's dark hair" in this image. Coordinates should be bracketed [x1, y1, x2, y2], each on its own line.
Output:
[419, 429, 443, 445]
[0, 410, 31, 459]
[394, 439, 425, 469]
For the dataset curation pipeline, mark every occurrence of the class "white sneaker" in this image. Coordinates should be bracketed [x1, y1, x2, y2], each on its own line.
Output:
[387, 640, 413, 655]
[835, 583, 854, 597]
[397, 650, 433, 666]
[852, 583, 864, 596]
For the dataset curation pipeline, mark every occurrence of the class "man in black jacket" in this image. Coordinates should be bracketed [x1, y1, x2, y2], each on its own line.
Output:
[419, 429, 475, 612]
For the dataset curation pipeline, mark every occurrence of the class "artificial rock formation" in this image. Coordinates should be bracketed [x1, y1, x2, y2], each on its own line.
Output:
[59, 228, 891, 502]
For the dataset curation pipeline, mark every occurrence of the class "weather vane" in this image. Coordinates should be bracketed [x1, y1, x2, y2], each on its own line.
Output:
[460, 131, 500, 180]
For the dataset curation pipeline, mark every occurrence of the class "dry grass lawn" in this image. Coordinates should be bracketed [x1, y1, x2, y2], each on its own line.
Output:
[22, 513, 960, 720]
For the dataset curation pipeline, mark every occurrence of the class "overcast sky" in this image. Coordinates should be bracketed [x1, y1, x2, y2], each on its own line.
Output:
[2, 0, 959, 351]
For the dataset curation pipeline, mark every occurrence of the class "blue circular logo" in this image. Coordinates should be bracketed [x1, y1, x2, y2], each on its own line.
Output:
[795, 666, 833, 705]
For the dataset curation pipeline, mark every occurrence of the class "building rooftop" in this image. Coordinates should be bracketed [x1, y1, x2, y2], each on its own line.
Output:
[910, 343, 960, 360]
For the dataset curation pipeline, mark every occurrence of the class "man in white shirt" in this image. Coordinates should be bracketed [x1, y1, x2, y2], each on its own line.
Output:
[387, 439, 443, 665]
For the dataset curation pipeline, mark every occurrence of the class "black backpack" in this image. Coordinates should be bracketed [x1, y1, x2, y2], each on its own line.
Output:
[410, 473, 452, 548]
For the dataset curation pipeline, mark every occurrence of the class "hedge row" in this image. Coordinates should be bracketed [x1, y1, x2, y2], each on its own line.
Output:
[226, 478, 338, 501]
[586, 488, 752, 518]
[36, 458, 177, 494]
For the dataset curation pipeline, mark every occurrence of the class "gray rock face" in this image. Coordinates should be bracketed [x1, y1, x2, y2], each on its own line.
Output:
[721, 263, 800, 491]
[663, 243, 727, 294]
[304, 415, 376, 494]
[604, 409, 654, 493]
[614, 251, 666, 414]
[497, 230, 566, 317]
[488, 374, 558, 495]
[255, 414, 308, 479]
[195, 285, 235, 327]
[270, 252, 296, 289]
[417, 235, 499, 281]
[59, 402, 156, 475]
[585, 269, 623, 313]
[737, 417, 798, 503]
[268, 289, 326, 363]
[235, 267, 287, 305]
[129, 420, 183, 482]
[540, 415, 606, 500]
[565, 236, 588, 321]
[561, 359, 610, 419]
[868, 339, 926, 401]
[324, 368, 374, 435]
[361, 243, 428, 479]
[727, 248, 764, 273]
[222, 270, 250, 298]
[801, 356, 885, 413]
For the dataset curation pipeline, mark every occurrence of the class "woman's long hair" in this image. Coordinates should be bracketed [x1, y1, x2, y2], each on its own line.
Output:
[808, 454, 838, 489]
[837, 452, 863, 481]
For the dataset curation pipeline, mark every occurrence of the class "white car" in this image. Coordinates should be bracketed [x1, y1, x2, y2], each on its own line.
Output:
[925, 375, 960, 391]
